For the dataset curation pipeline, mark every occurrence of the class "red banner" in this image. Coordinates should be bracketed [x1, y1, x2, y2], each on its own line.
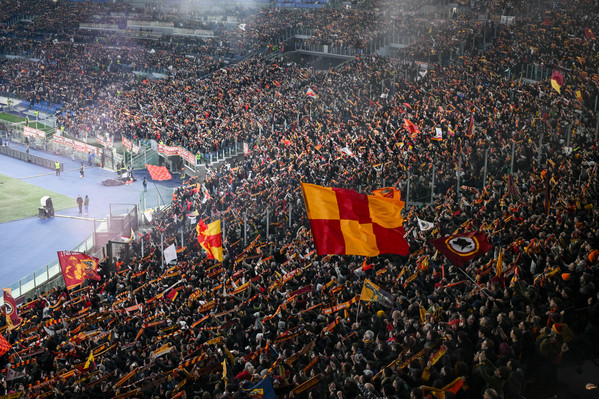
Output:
[57, 251, 101, 290]
[74, 141, 87, 153]
[122, 137, 132, 151]
[179, 147, 195, 164]
[321, 296, 360, 315]
[157, 144, 180, 156]
[96, 135, 106, 147]
[23, 126, 45, 139]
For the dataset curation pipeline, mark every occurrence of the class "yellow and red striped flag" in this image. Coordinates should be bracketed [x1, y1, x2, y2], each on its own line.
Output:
[197, 220, 223, 261]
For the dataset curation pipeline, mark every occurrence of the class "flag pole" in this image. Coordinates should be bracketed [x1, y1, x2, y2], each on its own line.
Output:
[243, 212, 247, 247]
[222, 218, 226, 247]
[266, 208, 270, 240]
[152, 181, 165, 210]
[537, 121, 544, 167]
[454, 266, 492, 299]
[161, 233, 164, 270]
[456, 156, 462, 202]
[406, 170, 411, 206]
[482, 148, 488, 190]
[8, 346, 24, 363]
[430, 164, 435, 205]
[510, 140, 515, 175]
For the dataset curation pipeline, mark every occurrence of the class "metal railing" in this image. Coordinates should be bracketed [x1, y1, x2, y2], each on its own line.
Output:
[2, 205, 142, 302]
[4, 232, 95, 302]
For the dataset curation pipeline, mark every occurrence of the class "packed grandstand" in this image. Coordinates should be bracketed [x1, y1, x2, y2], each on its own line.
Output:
[1, 0, 599, 398]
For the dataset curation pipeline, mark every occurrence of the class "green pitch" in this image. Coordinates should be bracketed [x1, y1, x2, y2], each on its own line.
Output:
[0, 174, 75, 223]
[0, 113, 54, 136]
[0, 112, 26, 123]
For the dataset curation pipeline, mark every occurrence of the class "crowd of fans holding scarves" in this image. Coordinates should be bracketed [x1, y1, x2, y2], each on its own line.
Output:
[1, 0, 599, 398]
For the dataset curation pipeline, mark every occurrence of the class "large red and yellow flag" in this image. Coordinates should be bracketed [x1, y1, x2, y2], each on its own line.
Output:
[301, 183, 409, 257]
[197, 220, 223, 261]
[146, 164, 172, 181]
[0, 334, 11, 357]
[57, 251, 101, 290]
[3, 289, 21, 330]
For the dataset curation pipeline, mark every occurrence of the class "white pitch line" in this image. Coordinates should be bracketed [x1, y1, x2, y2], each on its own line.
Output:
[54, 214, 95, 221]
[20, 168, 88, 179]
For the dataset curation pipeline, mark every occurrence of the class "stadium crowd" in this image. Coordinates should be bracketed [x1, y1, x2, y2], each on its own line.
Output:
[1, 0, 599, 398]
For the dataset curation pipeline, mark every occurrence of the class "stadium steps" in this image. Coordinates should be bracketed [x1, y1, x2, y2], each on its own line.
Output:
[265, 50, 282, 61]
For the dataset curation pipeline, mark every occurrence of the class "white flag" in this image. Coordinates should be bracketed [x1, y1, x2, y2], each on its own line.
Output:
[239, 23, 247, 31]
[306, 88, 318, 98]
[432, 127, 443, 141]
[121, 227, 134, 243]
[44, 326, 56, 336]
[164, 244, 177, 264]
[6, 368, 26, 381]
[143, 209, 154, 222]
[417, 218, 435, 232]
[339, 146, 358, 161]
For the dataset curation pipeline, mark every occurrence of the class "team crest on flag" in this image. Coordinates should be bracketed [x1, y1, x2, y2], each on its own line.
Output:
[57, 251, 101, 290]
[429, 232, 492, 266]
[417, 218, 435, 232]
[3, 289, 21, 330]
[360, 278, 394, 307]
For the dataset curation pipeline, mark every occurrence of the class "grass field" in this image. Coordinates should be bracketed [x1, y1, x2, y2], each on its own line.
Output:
[0, 112, 26, 123]
[0, 174, 75, 223]
[0, 113, 55, 137]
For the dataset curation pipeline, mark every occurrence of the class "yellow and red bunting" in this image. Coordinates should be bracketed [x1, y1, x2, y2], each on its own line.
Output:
[322, 316, 341, 334]
[321, 296, 360, 315]
[429, 345, 447, 365]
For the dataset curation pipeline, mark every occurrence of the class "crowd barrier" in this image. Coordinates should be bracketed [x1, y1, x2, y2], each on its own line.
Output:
[3, 204, 143, 303]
